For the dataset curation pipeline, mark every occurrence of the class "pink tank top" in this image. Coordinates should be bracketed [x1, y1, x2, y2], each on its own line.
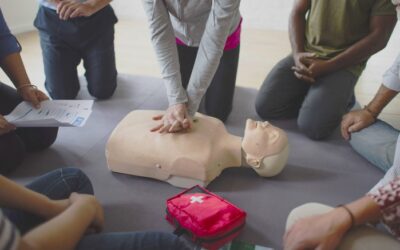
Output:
[176, 19, 242, 51]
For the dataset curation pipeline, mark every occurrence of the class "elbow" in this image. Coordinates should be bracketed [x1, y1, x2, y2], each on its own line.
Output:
[371, 36, 390, 54]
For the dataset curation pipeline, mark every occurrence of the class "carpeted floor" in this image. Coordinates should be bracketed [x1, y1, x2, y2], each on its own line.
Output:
[11, 74, 385, 249]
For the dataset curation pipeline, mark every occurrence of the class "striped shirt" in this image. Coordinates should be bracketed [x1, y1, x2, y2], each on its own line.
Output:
[0, 210, 20, 250]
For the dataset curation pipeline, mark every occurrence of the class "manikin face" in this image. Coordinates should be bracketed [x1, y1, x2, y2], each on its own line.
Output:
[242, 119, 283, 168]
[392, 0, 400, 19]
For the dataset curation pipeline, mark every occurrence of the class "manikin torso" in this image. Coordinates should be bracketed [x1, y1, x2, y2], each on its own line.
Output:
[106, 110, 289, 188]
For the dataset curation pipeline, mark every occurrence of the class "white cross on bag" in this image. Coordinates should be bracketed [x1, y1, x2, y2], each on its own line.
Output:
[190, 196, 204, 204]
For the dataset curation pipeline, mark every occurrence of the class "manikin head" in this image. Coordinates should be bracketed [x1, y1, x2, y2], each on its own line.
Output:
[242, 119, 289, 177]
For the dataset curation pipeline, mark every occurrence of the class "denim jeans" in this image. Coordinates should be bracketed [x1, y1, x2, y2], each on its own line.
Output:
[3, 168, 190, 250]
[0, 82, 58, 174]
[34, 6, 118, 100]
[350, 120, 399, 172]
[255, 55, 358, 140]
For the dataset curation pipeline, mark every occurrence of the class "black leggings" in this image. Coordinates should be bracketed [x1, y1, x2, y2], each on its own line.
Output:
[0, 83, 58, 174]
[177, 44, 240, 122]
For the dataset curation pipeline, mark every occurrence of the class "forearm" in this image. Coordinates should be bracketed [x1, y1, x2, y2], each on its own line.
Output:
[141, 0, 187, 106]
[289, 11, 307, 54]
[186, 0, 240, 115]
[22, 201, 95, 250]
[365, 84, 398, 116]
[0, 52, 31, 89]
[344, 196, 381, 226]
[0, 176, 55, 218]
[328, 16, 396, 72]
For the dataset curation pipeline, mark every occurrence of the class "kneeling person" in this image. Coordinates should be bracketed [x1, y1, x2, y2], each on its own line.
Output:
[255, 0, 396, 140]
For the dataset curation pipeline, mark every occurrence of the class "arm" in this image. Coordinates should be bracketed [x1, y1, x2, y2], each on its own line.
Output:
[55, 0, 112, 20]
[0, 10, 47, 109]
[305, 15, 396, 81]
[325, 15, 396, 74]
[0, 176, 102, 250]
[341, 55, 400, 139]
[284, 196, 381, 250]
[289, 0, 310, 55]
[21, 193, 103, 250]
[142, 0, 191, 133]
[186, 0, 241, 116]
[289, 0, 316, 83]
[0, 175, 68, 220]
[141, 0, 187, 107]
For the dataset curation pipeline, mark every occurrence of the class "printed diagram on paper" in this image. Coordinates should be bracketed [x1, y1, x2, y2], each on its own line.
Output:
[5, 100, 94, 127]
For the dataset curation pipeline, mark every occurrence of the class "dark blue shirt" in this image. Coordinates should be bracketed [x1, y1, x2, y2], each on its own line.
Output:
[0, 8, 21, 62]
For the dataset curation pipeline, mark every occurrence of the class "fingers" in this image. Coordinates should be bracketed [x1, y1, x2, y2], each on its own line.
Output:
[57, 1, 80, 20]
[292, 65, 312, 76]
[340, 116, 352, 140]
[36, 90, 49, 102]
[299, 56, 314, 67]
[169, 120, 182, 133]
[70, 7, 83, 18]
[294, 71, 315, 83]
[0, 116, 16, 135]
[150, 123, 163, 132]
[152, 114, 163, 121]
[26, 91, 41, 109]
[303, 52, 316, 58]
[182, 118, 192, 129]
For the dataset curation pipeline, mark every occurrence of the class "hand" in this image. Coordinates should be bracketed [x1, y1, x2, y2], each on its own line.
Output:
[284, 208, 352, 250]
[18, 85, 48, 109]
[307, 59, 334, 79]
[292, 55, 334, 84]
[69, 193, 104, 233]
[341, 109, 375, 140]
[292, 52, 315, 83]
[56, 0, 96, 20]
[151, 103, 192, 133]
[0, 115, 16, 136]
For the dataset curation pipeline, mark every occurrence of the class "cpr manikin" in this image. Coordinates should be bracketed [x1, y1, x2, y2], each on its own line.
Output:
[106, 110, 289, 188]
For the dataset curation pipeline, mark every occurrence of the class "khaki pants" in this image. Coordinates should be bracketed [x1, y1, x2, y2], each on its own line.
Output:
[286, 203, 400, 250]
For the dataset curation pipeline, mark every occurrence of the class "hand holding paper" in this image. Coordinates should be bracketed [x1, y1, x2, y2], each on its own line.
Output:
[5, 100, 94, 127]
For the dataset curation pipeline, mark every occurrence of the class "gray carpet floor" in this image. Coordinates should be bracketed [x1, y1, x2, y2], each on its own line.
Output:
[11, 74, 385, 249]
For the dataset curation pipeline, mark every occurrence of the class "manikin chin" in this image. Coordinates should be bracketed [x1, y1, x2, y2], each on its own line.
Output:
[106, 110, 289, 188]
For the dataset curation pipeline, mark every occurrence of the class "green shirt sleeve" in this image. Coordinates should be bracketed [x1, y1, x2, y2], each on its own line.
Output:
[371, 0, 396, 16]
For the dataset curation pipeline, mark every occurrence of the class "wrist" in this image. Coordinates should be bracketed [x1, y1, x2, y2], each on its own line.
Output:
[331, 206, 354, 233]
[16, 84, 37, 95]
[363, 105, 379, 119]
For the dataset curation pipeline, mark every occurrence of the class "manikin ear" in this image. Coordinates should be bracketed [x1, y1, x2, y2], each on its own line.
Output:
[246, 156, 261, 168]
[267, 130, 280, 144]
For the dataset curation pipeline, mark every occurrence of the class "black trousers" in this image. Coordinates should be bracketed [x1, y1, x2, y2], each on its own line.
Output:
[0, 83, 58, 174]
[177, 44, 240, 122]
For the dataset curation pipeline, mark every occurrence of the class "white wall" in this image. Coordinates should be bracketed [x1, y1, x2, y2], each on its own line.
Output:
[1, 0, 38, 33]
[112, 0, 295, 31]
[1, 0, 295, 33]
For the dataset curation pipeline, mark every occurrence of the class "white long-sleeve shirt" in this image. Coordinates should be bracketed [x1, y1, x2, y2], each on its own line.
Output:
[369, 54, 400, 194]
[141, 0, 241, 116]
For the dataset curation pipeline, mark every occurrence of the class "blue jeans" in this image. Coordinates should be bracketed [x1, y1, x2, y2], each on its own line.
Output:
[0, 82, 58, 174]
[350, 120, 399, 172]
[34, 6, 118, 100]
[3, 168, 190, 250]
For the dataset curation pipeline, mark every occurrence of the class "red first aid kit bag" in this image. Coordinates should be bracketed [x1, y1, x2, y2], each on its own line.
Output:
[166, 185, 246, 250]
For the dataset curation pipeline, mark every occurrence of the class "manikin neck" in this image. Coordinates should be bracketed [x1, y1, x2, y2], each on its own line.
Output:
[220, 133, 244, 168]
